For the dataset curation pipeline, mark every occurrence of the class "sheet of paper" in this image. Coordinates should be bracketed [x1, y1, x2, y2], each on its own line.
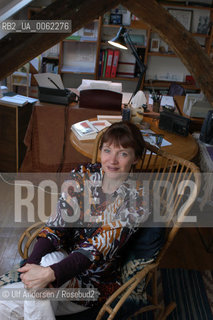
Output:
[149, 95, 174, 107]
[122, 92, 132, 105]
[77, 79, 122, 93]
[141, 129, 172, 148]
[34, 73, 64, 89]
[160, 95, 174, 107]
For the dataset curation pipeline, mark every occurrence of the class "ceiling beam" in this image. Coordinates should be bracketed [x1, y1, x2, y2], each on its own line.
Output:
[121, 0, 213, 104]
[0, 0, 33, 22]
[0, 0, 120, 79]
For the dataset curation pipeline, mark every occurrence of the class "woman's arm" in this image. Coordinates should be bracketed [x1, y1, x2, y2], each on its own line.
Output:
[18, 264, 55, 289]
[26, 237, 55, 264]
[18, 251, 91, 289]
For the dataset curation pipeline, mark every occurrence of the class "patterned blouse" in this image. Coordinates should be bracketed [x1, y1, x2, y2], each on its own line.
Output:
[37, 163, 150, 306]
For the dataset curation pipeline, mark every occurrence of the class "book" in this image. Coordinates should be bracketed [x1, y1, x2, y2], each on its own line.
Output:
[98, 50, 104, 77]
[111, 50, 120, 78]
[105, 49, 114, 78]
[102, 50, 108, 77]
[101, 50, 105, 77]
[97, 115, 122, 123]
[71, 120, 111, 141]
[90, 120, 111, 131]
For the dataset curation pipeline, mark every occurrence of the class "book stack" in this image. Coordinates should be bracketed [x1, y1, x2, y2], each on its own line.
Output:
[71, 120, 111, 141]
[99, 45, 146, 79]
[0, 94, 38, 107]
[99, 49, 120, 78]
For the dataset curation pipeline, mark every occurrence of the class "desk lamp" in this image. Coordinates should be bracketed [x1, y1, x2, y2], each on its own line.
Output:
[108, 26, 146, 103]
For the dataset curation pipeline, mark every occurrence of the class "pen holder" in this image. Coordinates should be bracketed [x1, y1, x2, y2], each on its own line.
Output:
[122, 106, 131, 121]
[153, 101, 160, 113]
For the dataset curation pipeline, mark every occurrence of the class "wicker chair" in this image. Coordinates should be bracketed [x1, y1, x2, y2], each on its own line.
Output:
[18, 129, 201, 320]
[92, 130, 201, 320]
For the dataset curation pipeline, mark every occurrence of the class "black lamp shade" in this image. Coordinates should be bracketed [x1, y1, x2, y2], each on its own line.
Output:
[108, 27, 128, 50]
[108, 26, 146, 101]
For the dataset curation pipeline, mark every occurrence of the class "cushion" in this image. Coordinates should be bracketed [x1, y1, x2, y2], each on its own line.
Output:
[120, 226, 165, 303]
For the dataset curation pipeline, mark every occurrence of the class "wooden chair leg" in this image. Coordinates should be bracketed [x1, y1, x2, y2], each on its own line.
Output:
[158, 302, 176, 320]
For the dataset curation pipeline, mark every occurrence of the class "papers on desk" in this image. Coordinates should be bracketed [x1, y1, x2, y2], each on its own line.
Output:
[160, 96, 175, 107]
[0, 94, 38, 107]
[78, 79, 122, 93]
[141, 129, 172, 148]
[149, 95, 175, 107]
[97, 115, 122, 123]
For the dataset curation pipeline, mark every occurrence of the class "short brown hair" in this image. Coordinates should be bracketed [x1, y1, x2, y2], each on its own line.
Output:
[100, 121, 145, 159]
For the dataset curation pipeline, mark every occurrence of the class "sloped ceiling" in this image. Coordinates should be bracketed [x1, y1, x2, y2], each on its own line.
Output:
[0, 0, 33, 22]
[0, 0, 213, 103]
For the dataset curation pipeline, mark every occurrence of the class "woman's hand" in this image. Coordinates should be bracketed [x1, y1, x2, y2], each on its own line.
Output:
[18, 264, 56, 289]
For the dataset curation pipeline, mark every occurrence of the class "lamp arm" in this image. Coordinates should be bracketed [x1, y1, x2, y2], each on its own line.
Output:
[124, 31, 146, 99]
[124, 32, 146, 74]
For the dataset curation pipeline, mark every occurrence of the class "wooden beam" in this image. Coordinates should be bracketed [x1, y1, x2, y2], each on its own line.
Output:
[121, 0, 213, 104]
[0, 0, 120, 79]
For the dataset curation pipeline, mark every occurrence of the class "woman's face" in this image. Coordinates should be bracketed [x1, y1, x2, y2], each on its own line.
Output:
[101, 142, 138, 179]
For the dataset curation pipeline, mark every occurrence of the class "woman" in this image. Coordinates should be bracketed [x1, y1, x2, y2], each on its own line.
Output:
[0, 121, 150, 319]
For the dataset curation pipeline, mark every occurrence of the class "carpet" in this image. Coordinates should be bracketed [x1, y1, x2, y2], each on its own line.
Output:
[159, 269, 213, 320]
[130, 269, 213, 320]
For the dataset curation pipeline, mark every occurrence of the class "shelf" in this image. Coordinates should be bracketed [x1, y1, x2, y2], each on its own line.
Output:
[148, 52, 176, 57]
[130, 20, 149, 29]
[102, 20, 149, 30]
[144, 80, 200, 91]
[135, 45, 146, 49]
[56, 8, 212, 93]
[63, 38, 98, 43]
[42, 56, 59, 60]
[192, 33, 209, 38]
[158, 1, 212, 10]
[101, 76, 138, 82]
[101, 42, 146, 49]
[102, 24, 122, 28]
[60, 65, 95, 74]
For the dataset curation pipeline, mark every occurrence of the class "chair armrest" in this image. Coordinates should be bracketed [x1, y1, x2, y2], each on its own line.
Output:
[96, 263, 158, 320]
[18, 221, 45, 259]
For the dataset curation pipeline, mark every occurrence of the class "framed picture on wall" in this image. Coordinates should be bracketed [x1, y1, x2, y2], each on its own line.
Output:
[150, 39, 160, 52]
[110, 13, 122, 25]
[197, 16, 210, 34]
[168, 8, 193, 31]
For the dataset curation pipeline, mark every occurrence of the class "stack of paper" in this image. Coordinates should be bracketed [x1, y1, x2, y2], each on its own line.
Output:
[0, 94, 38, 107]
[71, 120, 111, 141]
[78, 79, 122, 93]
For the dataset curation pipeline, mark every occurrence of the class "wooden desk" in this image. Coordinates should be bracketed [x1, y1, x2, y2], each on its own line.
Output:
[70, 117, 198, 162]
[0, 102, 33, 172]
[174, 96, 204, 132]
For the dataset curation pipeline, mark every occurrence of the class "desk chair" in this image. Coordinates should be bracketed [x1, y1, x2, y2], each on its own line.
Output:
[79, 89, 122, 110]
[18, 132, 200, 320]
